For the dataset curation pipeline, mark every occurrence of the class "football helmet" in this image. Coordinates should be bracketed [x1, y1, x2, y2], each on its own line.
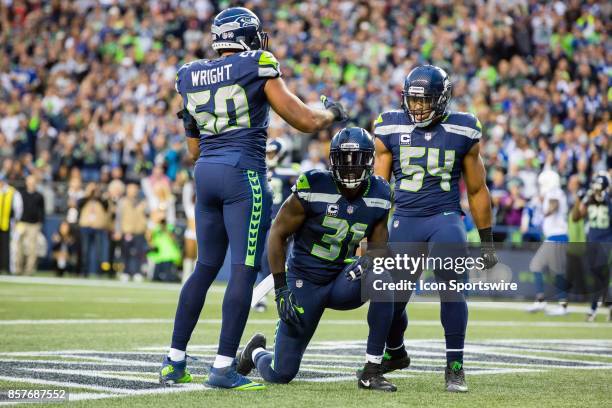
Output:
[329, 127, 375, 189]
[401, 65, 452, 127]
[266, 139, 289, 169]
[211, 7, 268, 54]
[591, 171, 610, 202]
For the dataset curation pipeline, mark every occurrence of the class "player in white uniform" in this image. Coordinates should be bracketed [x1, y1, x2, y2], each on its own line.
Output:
[526, 170, 569, 315]
[181, 179, 197, 283]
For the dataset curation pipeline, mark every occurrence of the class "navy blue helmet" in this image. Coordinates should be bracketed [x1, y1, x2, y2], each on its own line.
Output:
[211, 7, 268, 54]
[266, 138, 289, 168]
[401, 65, 452, 127]
[591, 171, 610, 202]
[329, 127, 375, 189]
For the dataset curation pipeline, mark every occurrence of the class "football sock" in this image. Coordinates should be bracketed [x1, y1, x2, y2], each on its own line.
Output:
[366, 301, 394, 356]
[533, 272, 544, 298]
[441, 300, 467, 365]
[554, 274, 568, 301]
[171, 261, 219, 351]
[217, 264, 258, 357]
[252, 347, 266, 364]
[366, 353, 383, 364]
[168, 348, 186, 362]
[385, 303, 408, 351]
[385, 343, 407, 359]
[212, 355, 234, 369]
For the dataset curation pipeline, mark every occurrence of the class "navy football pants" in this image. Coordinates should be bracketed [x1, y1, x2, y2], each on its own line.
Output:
[386, 212, 469, 364]
[171, 163, 272, 357]
[255, 271, 394, 383]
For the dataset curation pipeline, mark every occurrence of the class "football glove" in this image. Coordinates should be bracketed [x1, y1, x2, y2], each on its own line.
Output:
[275, 286, 303, 327]
[320, 95, 348, 122]
[343, 255, 373, 281]
[478, 227, 498, 270]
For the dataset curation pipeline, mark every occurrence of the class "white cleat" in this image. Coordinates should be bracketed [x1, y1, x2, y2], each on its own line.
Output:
[119, 273, 130, 283]
[526, 301, 547, 313]
[585, 309, 597, 322]
[545, 305, 568, 316]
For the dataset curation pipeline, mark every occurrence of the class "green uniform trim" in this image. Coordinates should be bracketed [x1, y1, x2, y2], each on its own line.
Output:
[259, 51, 279, 69]
[245, 170, 263, 267]
[296, 173, 310, 190]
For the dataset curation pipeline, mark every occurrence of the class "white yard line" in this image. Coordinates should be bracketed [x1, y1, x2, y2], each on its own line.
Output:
[0, 275, 224, 293]
[1, 318, 611, 329]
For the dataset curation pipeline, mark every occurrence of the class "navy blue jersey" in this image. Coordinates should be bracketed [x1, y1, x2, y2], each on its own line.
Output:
[269, 166, 299, 218]
[287, 170, 391, 284]
[175, 50, 281, 172]
[586, 194, 612, 242]
[374, 110, 481, 217]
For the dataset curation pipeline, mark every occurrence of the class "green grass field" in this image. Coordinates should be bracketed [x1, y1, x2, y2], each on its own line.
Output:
[0, 275, 610, 407]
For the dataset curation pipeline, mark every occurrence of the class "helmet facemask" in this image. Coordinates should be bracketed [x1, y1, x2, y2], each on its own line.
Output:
[402, 90, 448, 128]
[330, 148, 374, 189]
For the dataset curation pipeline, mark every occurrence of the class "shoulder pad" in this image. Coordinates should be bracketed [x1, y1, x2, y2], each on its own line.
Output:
[373, 111, 414, 136]
[441, 112, 482, 140]
[363, 176, 392, 210]
[175, 62, 192, 93]
[293, 169, 328, 191]
[292, 170, 340, 204]
[256, 50, 281, 78]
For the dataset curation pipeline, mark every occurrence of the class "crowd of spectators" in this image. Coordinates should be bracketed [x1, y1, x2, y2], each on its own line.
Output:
[0, 0, 609, 276]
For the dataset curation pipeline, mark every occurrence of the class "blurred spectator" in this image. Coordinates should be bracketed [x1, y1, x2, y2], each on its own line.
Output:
[0, 0, 608, 275]
[78, 183, 109, 276]
[51, 221, 77, 277]
[0, 175, 23, 273]
[147, 210, 181, 282]
[14, 175, 45, 275]
[116, 183, 148, 282]
[181, 174, 196, 283]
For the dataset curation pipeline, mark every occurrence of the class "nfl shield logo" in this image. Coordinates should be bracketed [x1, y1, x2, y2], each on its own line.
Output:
[424, 132, 432, 141]
[296, 279, 303, 288]
[393, 219, 399, 228]
[347, 205, 354, 214]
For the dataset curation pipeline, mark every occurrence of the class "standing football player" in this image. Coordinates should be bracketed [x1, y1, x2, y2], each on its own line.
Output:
[253, 138, 299, 312]
[526, 169, 569, 316]
[237, 128, 397, 391]
[160, 7, 347, 390]
[373, 65, 497, 392]
[573, 172, 611, 322]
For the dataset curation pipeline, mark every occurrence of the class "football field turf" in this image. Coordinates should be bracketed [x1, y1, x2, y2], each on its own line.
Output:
[0, 275, 610, 407]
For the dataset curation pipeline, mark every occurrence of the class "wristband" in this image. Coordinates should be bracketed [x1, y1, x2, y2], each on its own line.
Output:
[273, 272, 287, 290]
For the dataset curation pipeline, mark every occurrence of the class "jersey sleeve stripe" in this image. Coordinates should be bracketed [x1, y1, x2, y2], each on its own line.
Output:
[374, 124, 416, 136]
[441, 124, 481, 139]
[363, 197, 391, 210]
[296, 192, 341, 203]
[258, 67, 280, 78]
